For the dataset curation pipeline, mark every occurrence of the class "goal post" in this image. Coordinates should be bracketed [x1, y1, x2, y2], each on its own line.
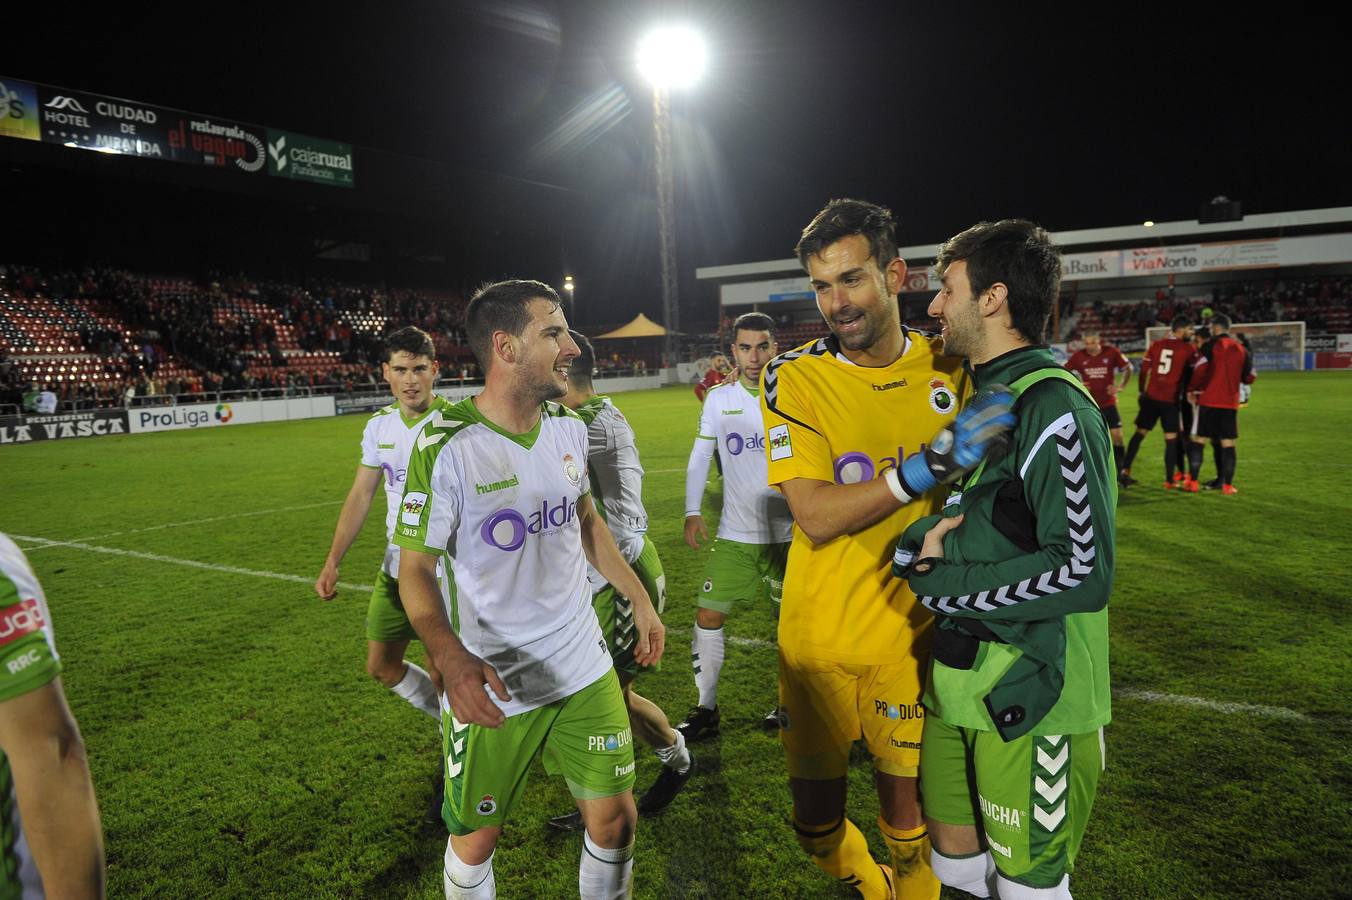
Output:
[1143, 320, 1306, 371]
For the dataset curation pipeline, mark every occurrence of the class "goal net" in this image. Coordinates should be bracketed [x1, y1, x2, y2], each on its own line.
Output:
[1144, 320, 1305, 371]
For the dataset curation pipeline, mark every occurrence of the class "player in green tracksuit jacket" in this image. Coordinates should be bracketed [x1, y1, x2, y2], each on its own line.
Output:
[893, 220, 1113, 900]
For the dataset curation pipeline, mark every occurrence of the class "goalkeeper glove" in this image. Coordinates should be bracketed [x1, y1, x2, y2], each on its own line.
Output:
[893, 385, 1016, 500]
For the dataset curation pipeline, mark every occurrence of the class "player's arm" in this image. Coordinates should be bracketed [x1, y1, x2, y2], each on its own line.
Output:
[1109, 351, 1132, 395]
[774, 387, 1016, 545]
[1187, 341, 1214, 401]
[398, 548, 509, 728]
[904, 405, 1115, 621]
[314, 465, 382, 600]
[1138, 345, 1153, 396]
[683, 433, 716, 549]
[579, 495, 665, 666]
[1241, 345, 1256, 385]
[0, 677, 105, 898]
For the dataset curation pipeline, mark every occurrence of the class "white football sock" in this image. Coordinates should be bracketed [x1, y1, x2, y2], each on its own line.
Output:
[692, 625, 724, 709]
[579, 831, 633, 900]
[931, 848, 992, 898]
[654, 728, 691, 773]
[392, 662, 441, 719]
[443, 841, 495, 899]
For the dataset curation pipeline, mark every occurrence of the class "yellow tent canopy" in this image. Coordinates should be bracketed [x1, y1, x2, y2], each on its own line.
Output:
[591, 313, 667, 339]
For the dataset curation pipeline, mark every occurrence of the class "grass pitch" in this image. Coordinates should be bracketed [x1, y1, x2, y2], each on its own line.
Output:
[2, 370, 1349, 899]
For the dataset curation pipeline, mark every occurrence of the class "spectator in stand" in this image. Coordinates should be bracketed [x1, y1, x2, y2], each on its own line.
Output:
[35, 383, 58, 415]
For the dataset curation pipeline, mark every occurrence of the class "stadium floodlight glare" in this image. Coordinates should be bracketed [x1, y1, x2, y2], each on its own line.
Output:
[637, 26, 706, 89]
[1143, 220, 1155, 227]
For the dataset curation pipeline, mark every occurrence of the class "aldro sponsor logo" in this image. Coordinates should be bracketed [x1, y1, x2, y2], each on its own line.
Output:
[832, 447, 915, 485]
[725, 431, 764, 456]
[587, 729, 632, 753]
[480, 498, 577, 551]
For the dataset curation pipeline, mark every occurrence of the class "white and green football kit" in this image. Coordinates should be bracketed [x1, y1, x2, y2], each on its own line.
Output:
[575, 396, 666, 677]
[358, 398, 453, 642]
[394, 399, 632, 833]
[685, 380, 793, 613]
[0, 534, 63, 900]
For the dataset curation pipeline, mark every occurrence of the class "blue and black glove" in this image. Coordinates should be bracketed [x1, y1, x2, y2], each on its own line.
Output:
[893, 385, 1016, 499]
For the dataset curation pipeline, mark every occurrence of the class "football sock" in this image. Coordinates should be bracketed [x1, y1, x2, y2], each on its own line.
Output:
[1221, 446, 1237, 485]
[654, 728, 692, 773]
[1112, 443, 1124, 474]
[579, 832, 633, 900]
[995, 872, 1069, 899]
[444, 842, 495, 899]
[1122, 433, 1143, 470]
[930, 848, 993, 899]
[692, 625, 724, 709]
[1188, 443, 1204, 480]
[392, 662, 441, 719]
[1174, 437, 1187, 473]
[793, 815, 890, 899]
[1163, 441, 1178, 481]
[1211, 441, 1223, 480]
[877, 818, 940, 900]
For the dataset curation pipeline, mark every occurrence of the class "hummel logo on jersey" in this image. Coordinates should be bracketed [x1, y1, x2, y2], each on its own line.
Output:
[0, 598, 45, 646]
[722, 408, 743, 415]
[872, 379, 908, 392]
[377, 441, 396, 449]
[475, 474, 519, 495]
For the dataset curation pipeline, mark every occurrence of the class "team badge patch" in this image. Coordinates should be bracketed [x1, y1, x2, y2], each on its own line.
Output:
[400, 492, 428, 526]
[476, 794, 497, 816]
[702, 579, 713, 593]
[768, 423, 793, 460]
[562, 453, 582, 487]
[928, 379, 956, 414]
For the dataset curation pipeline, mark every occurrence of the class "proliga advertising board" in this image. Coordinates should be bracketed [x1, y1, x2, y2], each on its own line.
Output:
[128, 397, 335, 434]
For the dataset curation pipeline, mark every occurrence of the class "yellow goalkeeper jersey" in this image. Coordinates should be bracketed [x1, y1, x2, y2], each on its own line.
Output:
[760, 330, 971, 664]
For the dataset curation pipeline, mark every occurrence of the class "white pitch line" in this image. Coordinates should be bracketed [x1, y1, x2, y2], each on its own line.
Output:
[15, 501, 345, 551]
[11, 534, 373, 593]
[4, 537, 1326, 724]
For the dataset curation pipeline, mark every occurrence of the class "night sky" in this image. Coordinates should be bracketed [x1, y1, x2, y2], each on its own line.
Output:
[7, 1, 1350, 324]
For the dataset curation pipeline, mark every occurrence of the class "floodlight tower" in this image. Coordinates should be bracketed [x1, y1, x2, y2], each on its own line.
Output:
[637, 26, 705, 369]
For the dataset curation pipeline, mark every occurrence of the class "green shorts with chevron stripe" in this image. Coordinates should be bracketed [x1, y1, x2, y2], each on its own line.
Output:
[440, 669, 634, 836]
[920, 716, 1105, 888]
[592, 535, 665, 678]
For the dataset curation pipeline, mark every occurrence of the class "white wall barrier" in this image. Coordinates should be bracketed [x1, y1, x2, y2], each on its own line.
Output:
[127, 396, 336, 434]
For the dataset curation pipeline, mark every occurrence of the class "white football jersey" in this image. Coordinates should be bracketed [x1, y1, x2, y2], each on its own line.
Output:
[394, 399, 611, 716]
[576, 395, 647, 561]
[690, 381, 793, 543]
[359, 397, 453, 578]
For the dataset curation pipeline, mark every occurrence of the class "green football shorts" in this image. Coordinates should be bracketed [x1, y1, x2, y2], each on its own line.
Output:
[365, 569, 417, 643]
[697, 538, 789, 615]
[920, 716, 1105, 889]
[592, 535, 666, 678]
[441, 668, 635, 835]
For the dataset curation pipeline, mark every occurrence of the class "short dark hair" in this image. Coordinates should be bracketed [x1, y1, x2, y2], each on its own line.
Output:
[464, 279, 561, 371]
[1210, 313, 1231, 330]
[731, 311, 775, 339]
[795, 198, 898, 273]
[1171, 315, 1192, 331]
[382, 325, 435, 362]
[567, 329, 595, 385]
[933, 219, 1061, 345]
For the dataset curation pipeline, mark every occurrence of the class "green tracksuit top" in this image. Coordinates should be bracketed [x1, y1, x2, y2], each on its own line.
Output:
[899, 345, 1114, 741]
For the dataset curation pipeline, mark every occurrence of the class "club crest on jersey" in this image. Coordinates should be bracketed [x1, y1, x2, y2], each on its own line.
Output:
[702, 579, 713, 593]
[400, 492, 428, 526]
[562, 453, 582, 487]
[476, 794, 497, 815]
[928, 379, 956, 414]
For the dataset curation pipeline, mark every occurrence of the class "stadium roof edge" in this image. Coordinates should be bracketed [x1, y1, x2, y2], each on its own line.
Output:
[694, 207, 1352, 281]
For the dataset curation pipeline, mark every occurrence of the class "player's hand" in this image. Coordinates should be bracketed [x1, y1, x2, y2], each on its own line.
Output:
[721, 366, 740, 386]
[684, 515, 709, 550]
[919, 513, 964, 560]
[314, 563, 340, 601]
[441, 649, 509, 729]
[1187, 390, 1200, 403]
[899, 385, 1016, 495]
[1107, 382, 1121, 396]
[631, 594, 666, 667]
